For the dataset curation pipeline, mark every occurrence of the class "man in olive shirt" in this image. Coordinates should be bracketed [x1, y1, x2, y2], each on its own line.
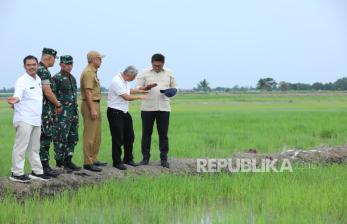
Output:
[136, 53, 177, 168]
[52, 55, 81, 171]
[80, 51, 107, 172]
[37, 48, 62, 178]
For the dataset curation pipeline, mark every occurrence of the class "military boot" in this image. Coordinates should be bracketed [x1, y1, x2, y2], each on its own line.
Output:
[65, 156, 81, 171]
[56, 160, 64, 168]
[41, 160, 59, 178]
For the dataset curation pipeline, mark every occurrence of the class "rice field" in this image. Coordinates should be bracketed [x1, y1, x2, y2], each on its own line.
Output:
[0, 92, 347, 223]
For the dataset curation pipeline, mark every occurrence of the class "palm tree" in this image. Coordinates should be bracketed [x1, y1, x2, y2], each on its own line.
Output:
[197, 79, 211, 92]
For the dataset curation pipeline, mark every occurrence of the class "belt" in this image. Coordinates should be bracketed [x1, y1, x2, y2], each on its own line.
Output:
[82, 99, 100, 103]
[108, 107, 128, 114]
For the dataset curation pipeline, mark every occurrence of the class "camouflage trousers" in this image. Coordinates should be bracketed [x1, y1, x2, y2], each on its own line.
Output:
[39, 109, 54, 162]
[53, 110, 79, 162]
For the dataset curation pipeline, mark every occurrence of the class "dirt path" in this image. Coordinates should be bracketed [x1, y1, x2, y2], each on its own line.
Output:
[1, 146, 347, 200]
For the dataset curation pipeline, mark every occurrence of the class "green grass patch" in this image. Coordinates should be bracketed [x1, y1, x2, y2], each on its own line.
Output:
[1, 92, 347, 223]
[1, 165, 346, 223]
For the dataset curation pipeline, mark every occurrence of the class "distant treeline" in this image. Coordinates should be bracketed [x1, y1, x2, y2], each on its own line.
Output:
[192, 77, 347, 92]
[255, 77, 347, 91]
[2, 77, 347, 93]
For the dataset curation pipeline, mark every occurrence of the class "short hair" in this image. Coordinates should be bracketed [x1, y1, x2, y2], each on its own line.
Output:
[123, 65, 138, 77]
[23, 55, 38, 65]
[151, 53, 165, 63]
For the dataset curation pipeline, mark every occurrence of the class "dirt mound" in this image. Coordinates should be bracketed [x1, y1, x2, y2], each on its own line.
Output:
[0, 159, 197, 200]
[1, 146, 347, 200]
[232, 146, 347, 164]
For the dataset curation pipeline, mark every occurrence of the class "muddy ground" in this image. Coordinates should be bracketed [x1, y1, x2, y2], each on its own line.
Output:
[1, 146, 347, 200]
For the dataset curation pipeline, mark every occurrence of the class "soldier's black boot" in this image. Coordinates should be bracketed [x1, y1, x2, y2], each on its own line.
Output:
[65, 156, 81, 171]
[56, 160, 64, 168]
[58, 159, 73, 173]
[42, 160, 59, 178]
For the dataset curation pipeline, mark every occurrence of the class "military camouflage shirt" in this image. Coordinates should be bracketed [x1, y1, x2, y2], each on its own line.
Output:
[52, 71, 78, 114]
[37, 62, 55, 112]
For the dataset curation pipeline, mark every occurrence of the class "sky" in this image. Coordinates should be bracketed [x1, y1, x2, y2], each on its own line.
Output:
[1, 0, 346, 89]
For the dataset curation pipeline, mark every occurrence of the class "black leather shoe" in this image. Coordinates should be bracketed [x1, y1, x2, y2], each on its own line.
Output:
[113, 163, 127, 170]
[138, 160, 149, 166]
[124, 161, 138, 167]
[83, 164, 102, 172]
[161, 160, 170, 168]
[93, 161, 107, 167]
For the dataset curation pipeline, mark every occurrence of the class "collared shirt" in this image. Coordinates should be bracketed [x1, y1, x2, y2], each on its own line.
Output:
[13, 73, 43, 126]
[136, 68, 176, 111]
[108, 73, 130, 113]
[80, 64, 101, 101]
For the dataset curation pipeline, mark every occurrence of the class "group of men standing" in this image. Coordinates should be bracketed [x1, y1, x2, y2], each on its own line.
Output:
[8, 48, 177, 183]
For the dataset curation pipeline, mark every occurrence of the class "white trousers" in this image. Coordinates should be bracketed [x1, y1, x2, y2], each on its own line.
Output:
[11, 121, 43, 176]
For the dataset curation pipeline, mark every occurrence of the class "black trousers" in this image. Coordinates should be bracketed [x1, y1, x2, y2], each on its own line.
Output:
[141, 111, 170, 161]
[107, 107, 135, 165]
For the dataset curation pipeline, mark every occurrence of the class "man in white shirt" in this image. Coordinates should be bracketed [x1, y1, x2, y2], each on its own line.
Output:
[7, 55, 51, 182]
[107, 66, 154, 170]
[136, 53, 177, 168]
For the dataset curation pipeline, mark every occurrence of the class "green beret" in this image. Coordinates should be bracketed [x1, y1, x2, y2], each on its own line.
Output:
[42, 48, 58, 59]
[60, 55, 73, 64]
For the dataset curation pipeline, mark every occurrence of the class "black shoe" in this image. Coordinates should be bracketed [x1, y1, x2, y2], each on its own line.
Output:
[42, 160, 59, 177]
[83, 164, 102, 172]
[56, 160, 64, 168]
[65, 156, 81, 171]
[161, 160, 170, 168]
[29, 172, 51, 181]
[55, 160, 70, 173]
[93, 161, 107, 167]
[9, 173, 30, 183]
[113, 163, 127, 170]
[139, 159, 149, 166]
[124, 160, 138, 167]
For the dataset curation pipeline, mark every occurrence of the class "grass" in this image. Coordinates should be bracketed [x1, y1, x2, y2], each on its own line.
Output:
[1, 92, 347, 223]
[1, 165, 346, 223]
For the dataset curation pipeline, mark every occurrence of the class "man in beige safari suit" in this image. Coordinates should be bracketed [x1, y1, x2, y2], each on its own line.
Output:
[80, 51, 107, 172]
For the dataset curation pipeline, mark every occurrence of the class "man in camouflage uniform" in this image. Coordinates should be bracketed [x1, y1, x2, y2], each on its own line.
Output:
[52, 55, 81, 171]
[37, 48, 62, 177]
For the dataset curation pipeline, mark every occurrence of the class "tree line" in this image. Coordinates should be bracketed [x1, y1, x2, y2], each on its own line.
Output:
[2, 77, 347, 93]
[256, 77, 347, 91]
[193, 77, 347, 92]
